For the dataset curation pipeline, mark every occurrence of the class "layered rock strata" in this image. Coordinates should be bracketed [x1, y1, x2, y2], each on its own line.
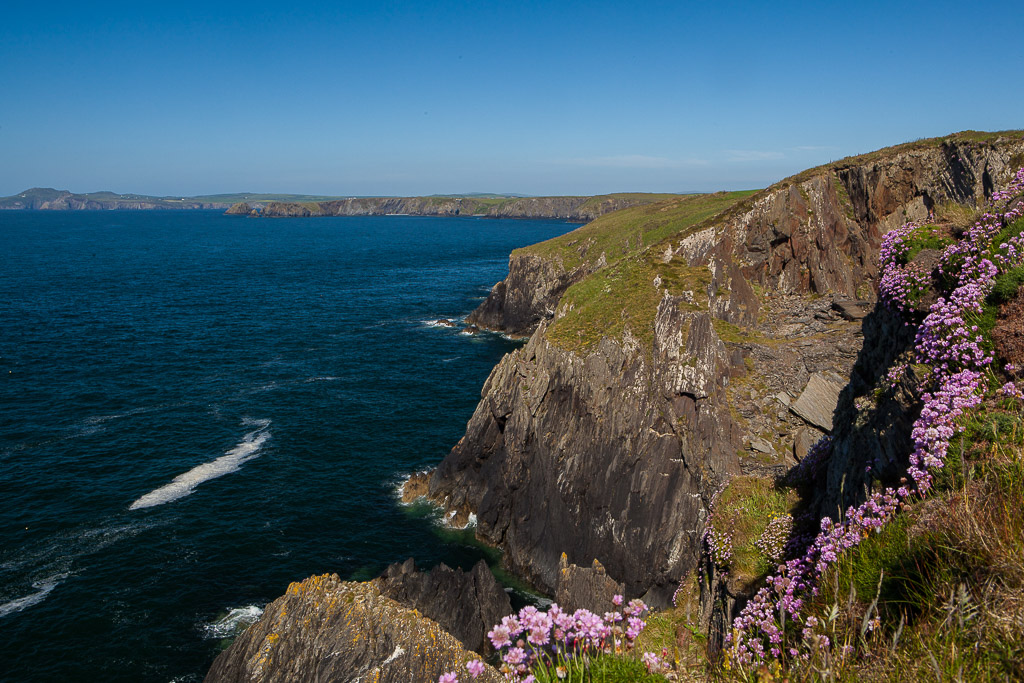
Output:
[407, 135, 1024, 608]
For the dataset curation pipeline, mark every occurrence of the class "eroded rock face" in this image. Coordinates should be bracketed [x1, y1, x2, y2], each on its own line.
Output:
[554, 555, 625, 614]
[466, 253, 586, 337]
[424, 310, 741, 605]
[204, 574, 501, 683]
[410, 136, 1024, 610]
[376, 559, 512, 654]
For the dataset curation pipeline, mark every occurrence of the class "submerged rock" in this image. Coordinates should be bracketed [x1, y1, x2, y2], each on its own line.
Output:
[204, 574, 501, 683]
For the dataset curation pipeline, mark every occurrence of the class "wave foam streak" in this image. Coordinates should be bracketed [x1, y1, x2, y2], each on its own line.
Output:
[129, 419, 271, 510]
[0, 574, 67, 618]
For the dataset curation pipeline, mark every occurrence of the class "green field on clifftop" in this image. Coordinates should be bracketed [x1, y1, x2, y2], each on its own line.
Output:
[518, 190, 757, 271]
[535, 190, 756, 353]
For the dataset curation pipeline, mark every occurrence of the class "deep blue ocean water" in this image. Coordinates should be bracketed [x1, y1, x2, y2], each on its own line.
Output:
[0, 210, 576, 682]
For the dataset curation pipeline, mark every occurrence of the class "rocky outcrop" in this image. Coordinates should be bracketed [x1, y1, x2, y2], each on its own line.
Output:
[421, 312, 742, 604]
[466, 253, 588, 336]
[204, 574, 501, 683]
[405, 134, 1024, 612]
[376, 558, 512, 654]
[223, 202, 253, 215]
[554, 555, 625, 614]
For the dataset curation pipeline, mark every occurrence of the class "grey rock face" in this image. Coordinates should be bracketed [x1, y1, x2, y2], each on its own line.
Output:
[554, 555, 626, 615]
[204, 574, 501, 683]
[422, 310, 741, 604]
[816, 307, 921, 520]
[376, 559, 512, 654]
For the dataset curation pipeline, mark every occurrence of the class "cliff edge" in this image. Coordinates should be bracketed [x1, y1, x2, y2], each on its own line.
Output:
[408, 131, 1024, 606]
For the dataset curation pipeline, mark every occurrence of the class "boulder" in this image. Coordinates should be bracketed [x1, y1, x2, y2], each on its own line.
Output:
[790, 372, 845, 431]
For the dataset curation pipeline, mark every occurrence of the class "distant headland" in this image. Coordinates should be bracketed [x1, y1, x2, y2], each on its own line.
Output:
[227, 193, 690, 222]
[0, 187, 691, 222]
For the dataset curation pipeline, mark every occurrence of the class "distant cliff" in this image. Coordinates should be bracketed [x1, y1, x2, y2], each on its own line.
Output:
[233, 193, 682, 221]
[0, 188, 231, 210]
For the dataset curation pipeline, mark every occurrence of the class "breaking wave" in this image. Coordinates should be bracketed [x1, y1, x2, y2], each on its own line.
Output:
[129, 419, 271, 510]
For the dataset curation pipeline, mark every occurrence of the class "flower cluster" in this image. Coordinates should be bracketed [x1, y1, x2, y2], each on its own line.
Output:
[705, 525, 734, 570]
[701, 482, 734, 570]
[725, 484, 900, 665]
[439, 658, 487, 683]
[877, 220, 915, 269]
[725, 166, 1024, 669]
[642, 649, 670, 674]
[476, 597, 650, 682]
[879, 252, 931, 314]
[755, 513, 793, 564]
[999, 380, 1024, 399]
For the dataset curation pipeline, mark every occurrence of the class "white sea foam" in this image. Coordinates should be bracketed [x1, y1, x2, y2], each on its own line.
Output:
[304, 376, 340, 382]
[84, 406, 153, 425]
[392, 471, 423, 506]
[439, 509, 478, 530]
[202, 605, 264, 638]
[0, 573, 67, 618]
[129, 419, 271, 510]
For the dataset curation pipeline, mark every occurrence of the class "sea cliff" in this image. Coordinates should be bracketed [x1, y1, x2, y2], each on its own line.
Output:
[208, 131, 1024, 681]
[409, 132, 1024, 607]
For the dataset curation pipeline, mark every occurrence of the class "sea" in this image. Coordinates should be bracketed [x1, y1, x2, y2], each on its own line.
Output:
[0, 210, 577, 682]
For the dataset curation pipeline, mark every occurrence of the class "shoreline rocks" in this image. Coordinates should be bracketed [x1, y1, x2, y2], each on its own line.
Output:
[204, 573, 503, 683]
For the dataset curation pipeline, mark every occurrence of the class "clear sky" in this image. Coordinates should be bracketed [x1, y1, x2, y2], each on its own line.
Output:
[2, 0, 1021, 197]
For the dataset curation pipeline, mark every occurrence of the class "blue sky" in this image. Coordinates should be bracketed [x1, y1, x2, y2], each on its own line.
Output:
[2, 1, 1021, 197]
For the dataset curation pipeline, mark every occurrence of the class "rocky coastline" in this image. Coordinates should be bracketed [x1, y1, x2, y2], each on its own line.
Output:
[206, 132, 1024, 682]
